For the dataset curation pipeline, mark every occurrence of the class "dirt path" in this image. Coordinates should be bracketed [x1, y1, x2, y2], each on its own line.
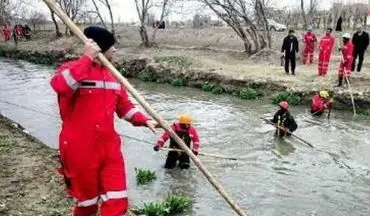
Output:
[0, 114, 70, 216]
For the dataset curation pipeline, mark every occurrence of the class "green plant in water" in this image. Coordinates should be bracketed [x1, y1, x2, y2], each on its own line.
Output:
[164, 195, 190, 214]
[202, 82, 223, 94]
[272, 91, 301, 105]
[132, 194, 190, 216]
[238, 88, 261, 100]
[135, 168, 157, 185]
[171, 78, 184, 87]
[357, 108, 370, 117]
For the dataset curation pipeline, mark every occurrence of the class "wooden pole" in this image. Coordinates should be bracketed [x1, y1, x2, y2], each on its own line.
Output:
[345, 76, 357, 117]
[161, 147, 239, 160]
[261, 117, 314, 148]
[41, 0, 247, 215]
[339, 53, 357, 117]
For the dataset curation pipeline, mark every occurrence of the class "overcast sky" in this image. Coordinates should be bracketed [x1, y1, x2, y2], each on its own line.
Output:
[32, 0, 366, 22]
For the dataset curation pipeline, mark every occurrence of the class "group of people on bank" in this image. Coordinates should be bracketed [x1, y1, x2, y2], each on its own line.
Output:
[281, 24, 369, 87]
[1, 24, 32, 43]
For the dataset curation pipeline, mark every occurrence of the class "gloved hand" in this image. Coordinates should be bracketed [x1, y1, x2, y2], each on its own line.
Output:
[192, 150, 199, 156]
[281, 52, 285, 57]
[329, 98, 335, 103]
[153, 146, 160, 152]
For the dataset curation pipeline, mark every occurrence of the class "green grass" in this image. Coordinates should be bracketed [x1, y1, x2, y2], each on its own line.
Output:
[357, 108, 370, 117]
[171, 78, 184, 87]
[120, 68, 130, 77]
[202, 82, 224, 94]
[272, 91, 302, 105]
[132, 195, 190, 216]
[154, 56, 192, 69]
[238, 88, 261, 100]
[138, 69, 158, 82]
[135, 168, 157, 185]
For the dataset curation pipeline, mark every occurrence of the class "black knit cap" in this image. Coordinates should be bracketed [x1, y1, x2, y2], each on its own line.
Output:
[83, 26, 116, 52]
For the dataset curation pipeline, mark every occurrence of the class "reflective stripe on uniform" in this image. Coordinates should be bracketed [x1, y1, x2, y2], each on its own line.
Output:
[62, 69, 79, 90]
[80, 80, 121, 91]
[100, 190, 128, 202]
[76, 196, 99, 207]
[124, 108, 139, 120]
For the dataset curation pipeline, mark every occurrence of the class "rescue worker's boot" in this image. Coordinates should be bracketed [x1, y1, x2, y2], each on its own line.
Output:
[336, 76, 343, 87]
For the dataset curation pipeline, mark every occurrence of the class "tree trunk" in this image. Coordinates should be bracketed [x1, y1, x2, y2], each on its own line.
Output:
[139, 25, 150, 47]
[301, 0, 307, 29]
[91, 0, 107, 29]
[48, 6, 62, 37]
[105, 0, 115, 35]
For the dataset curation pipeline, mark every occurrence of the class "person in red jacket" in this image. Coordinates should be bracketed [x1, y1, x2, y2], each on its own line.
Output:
[1, 25, 11, 41]
[337, 33, 354, 87]
[318, 28, 335, 76]
[311, 91, 334, 116]
[302, 27, 317, 64]
[50, 26, 158, 216]
[154, 114, 200, 169]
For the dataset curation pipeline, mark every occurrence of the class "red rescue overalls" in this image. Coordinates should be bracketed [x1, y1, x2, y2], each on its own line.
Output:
[302, 32, 316, 64]
[50, 55, 148, 216]
[339, 41, 354, 78]
[156, 122, 200, 169]
[318, 34, 335, 76]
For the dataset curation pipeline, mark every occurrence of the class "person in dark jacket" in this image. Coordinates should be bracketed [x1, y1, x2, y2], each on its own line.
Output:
[351, 24, 369, 72]
[23, 24, 31, 40]
[270, 101, 298, 137]
[281, 29, 299, 75]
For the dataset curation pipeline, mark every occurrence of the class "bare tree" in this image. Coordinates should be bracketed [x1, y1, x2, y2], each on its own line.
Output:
[47, 5, 63, 37]
[199, 0, 268, 54]
[57, 0, 87, 35]
[300, 0, 320, 29]
[91, 0, 108, 29]
[134, 0, 151, 47]
[93, 0, 115, 34]
[134, 0, 175, 47]
[254, 0, 271, 48]
[27, 11, 47, 30]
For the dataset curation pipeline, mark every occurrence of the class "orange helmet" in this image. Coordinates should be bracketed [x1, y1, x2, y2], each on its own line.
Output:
[279, 101, 289, 110]
[178, 114, 192, 125]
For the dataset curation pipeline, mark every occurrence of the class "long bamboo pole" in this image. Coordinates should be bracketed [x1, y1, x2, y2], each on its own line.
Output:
[261, 117, 314, 148]
[41, 0, 247, 215]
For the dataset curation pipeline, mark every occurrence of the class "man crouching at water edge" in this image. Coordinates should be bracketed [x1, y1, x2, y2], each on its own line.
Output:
[271, 101, 298, 137]
[154, 114, 201, 169]
[50, 26, 159, 216]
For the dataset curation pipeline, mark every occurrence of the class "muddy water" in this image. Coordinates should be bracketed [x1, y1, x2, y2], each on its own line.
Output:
[0, 58, 369, 216]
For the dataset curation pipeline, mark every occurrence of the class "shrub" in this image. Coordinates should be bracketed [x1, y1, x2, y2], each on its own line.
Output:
[138, 69, 158, 82]
[272, 91, 301, 105]
[238, 88, 261, 100]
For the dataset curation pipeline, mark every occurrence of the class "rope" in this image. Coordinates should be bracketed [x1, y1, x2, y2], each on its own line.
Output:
[0, 99, 238, 160]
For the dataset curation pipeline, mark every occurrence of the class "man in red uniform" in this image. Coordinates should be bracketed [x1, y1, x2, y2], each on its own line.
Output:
[302, 27, 317, 64]
[50, 26, 158, 216]
[1, 25, 11, 41]
[154, 114, 200, 169]
[318, 28, 335, 76]
[311, 91, 334, 116]
[337, 33, 354, 87]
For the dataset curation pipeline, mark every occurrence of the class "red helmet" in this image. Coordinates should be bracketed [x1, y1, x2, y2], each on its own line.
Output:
[279, 101, 289, 110]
